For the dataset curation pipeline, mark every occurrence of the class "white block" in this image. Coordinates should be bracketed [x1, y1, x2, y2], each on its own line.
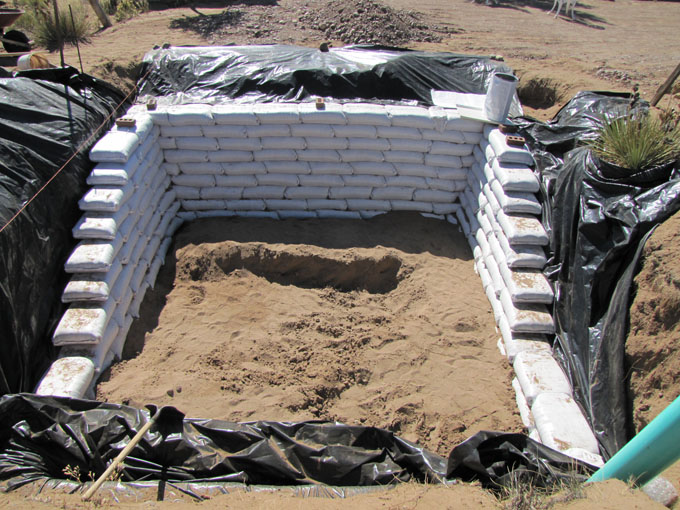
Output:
[377, 126, 421, 140]
[514, 350, 571, 404]
[34, 356, 95, 398]
[346, 199, 391, 211]
[164, 149, 209, 163]
[176, 136, 219, 151]
[253, 103, 300, 124]
[211, 104, 258, 125]
[285, 186, 328, 199]
[383, 151, 424, 164]
[342, 175, 386, 187]
[351, 162, 396, 176]
[201, 186, 243, 200]
[299, 102, 346, 124]
[332, 125, 377, 138]
[65, 237, 122, 273]
[339, 150, 384, 163]
[265, 199, 307, 210]
[500, 288, 555, 334]
[394, 163, 437, 178]
[209, 150, 254, 163]
[390, 200, 433, 213]
[342, 103, 391, 126]
[52, 299, 116, 345]
[488, 129, 534, 166]
[217, 137, 262, 151]
[243, 186, 286, 199]
[89, 131, 139, 163]
[223, 162, 267, 175]
[532, 393, 600, 455]
[309, 162, 353, 175]
[307, 199, 347, 210]
[296, 150, 341, 163]
[166, 104, 214, 126]
[217, 174, 258, 187]
[305, 137, 349, 150]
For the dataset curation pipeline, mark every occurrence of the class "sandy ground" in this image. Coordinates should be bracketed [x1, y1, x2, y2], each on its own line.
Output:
[97, 213, 521, 453]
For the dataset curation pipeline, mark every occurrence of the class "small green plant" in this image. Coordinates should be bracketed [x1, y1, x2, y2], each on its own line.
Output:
[104, 0, 149, 22]
[13, 0, 92, 51]
[589, 112, 680, 173]
[497, 469, 586, 510]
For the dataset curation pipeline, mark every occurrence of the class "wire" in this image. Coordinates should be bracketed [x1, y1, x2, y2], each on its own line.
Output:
[0, 66, 152, 235]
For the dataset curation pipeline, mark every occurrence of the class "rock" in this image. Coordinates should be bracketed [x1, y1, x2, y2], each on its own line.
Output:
[642, 477, 679, 508]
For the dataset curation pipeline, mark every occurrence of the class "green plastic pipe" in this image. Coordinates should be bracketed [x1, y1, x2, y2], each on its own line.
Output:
[588, 395, 680, 486]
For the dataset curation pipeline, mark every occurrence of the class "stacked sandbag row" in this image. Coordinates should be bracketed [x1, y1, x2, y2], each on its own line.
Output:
[145, 103, 481, 220]
[36, 111, 183, 399]
[456, 125, 603, 467]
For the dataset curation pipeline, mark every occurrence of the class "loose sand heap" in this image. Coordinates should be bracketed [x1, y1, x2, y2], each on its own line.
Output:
[97, 212, 522, 454]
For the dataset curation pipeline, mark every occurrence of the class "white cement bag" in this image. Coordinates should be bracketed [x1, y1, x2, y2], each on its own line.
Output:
[176, 136, 219, 151]
[89, 131, 140, 163]
[253, 149, 297, 162]
[174, 185, 200, 200]
[512, 378, 535, 430]
[299, 174, 343, 187]
[342, 103, 391, 126]
[285, 186, 329, 199]
[329, 186, 372, 199]
[243, 186, 286, 199]
[490, 179, 541, 215]
[278, 210, 317, 219]
[346, 199, 391, 211]
[235, 211, 279, 219]
[342, 175, 386, 187]
[88, 157, 141, 186]
[351, 162, 396, 176]
[264, 161, 311, 174]
[182, 199, 226, 211]
[256, 174, 299, 187]
[223, 162, 267, 175]
[475, 226, 492, 258]
[177, 211, 196, 221]
[199, 178, 240, 199]
[455, 207, 471, 237]
[65, 237, 122, 273]
[113, 113, 154, 139]
[178, 162, 222, 175]
[394, 164, 437, 178]
[420, 129, 465, 144]
[383, 151, 424, 164]
[158, 236, 174, 264]
[172, 174, 215, 188]
[296, 150, 341, 163]
[117, 229, 141, 265]
[430, 141, 474, 157]
[332, 124, 377, 139]
[52, 299, 116, 345]
[158, 190, 177, 213]
[35, 356, 96, 398]
[483, 183, 502, 215]
[305, 137, 349, 150]
[202, 124, 248, 138]
[339, 150, 384, 163]
[371, 187, 414, 200]
[299, 103, 346, 124]
[490, 158, 540, 193]
[390, 200, 433, 213]
[265, 199, 308, 210]
[216, 137, 262, 151]
[73, 205, 130, 240]
[212, 173, 256, 189]
[209, 150, 254, 163]
[129, 282, 149, 318]
[261, 136, 306, 150]
[166, 217, 184, 237]
[167, 104, 214, 126]
[128, 233, 149, 267]
[498, 315, 551, 363]
[164, 149, 209, 163]
[253, 103, 301, 124]
[130, 260, 149, 293]
[145, 210, 164, 238]
[110, 264, 135, 303]
[158, 202, 181, 237]
[377, 126, 421, 140]
[292, 124, 335, 137]
[532, 393, 600, 455]
[309, 162, 353, 175]
[513, 350, 572, 404]
[62, 258, 123, 303]
[211, 105, 258, 125]
[161, 162, 180, 176]
[488, 129, 534, 166]
[499, 262, 554, 305]
[388, 138, 432, 153]
[497, 209, 549, 246]
[495, 228, 547, 269]
[161, 125, 203, 137]
[385, 176, 427, 188]
[386, 105, 434, 129]
[425, 154, 462, 168]
[500, 288, 555, 334]
[307, 199, 348, 210]
[434, 167, 467, 181]
[144, 257, 164, 290]
[317, 210, 361, 219]
[483, 252, 504, 295]
[194, 210, 236, 219]
[226, 199, 266, 211]
[142, 235, 162, 265]
[348, 137, 390, 151]
[425, 178, 465, 193]
[432, 203, 460, 215]
[414, 189, 457, 203]
[79, 184, 132, 213]
[158, 137, 176, 150]
[473, 145, 486, 167]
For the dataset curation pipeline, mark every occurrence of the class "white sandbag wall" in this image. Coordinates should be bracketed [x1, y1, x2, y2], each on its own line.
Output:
[455, 125, 604, 467]
[36, 99, 604, 466]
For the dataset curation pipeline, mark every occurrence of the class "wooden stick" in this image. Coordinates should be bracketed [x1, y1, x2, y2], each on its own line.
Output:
[81, 412, 157, 501]
[51, 0, 64, 67]
[651, 62, 680, 107]
[86, 0, 112, 29]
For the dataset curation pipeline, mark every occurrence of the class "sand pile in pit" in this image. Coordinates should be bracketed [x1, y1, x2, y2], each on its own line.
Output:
[97, 212, 522, 454]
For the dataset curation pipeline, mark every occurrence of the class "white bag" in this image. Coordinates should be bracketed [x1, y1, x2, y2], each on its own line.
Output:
[350, 162, 396, 176]
[425, 177, 465, 193]
[264, 161, 311, 174]
[285, 186, 329, 199]
[307, 199, 347, 210]
[420, 129, 465, 144]
[265, 199, 308, 210]
[488, 129, 534, 165]
[52, 298, 116, 345]
[425, 154, 462, 168]
[253, 103, 301, 124]
[500, 288, 555, 334]
[178, 162, 222, 175]
[62, 258, 123, 303]
[223, 162, 267, 175]
[167, 104, 214, 126]
[89, 131, 140, 163]
[338, 150, 384, 163]
[430, 141, 474, 157]
[296, 150, 341, 163]
[309, 162, 353, 175]
[371, 187, 414, 201]
[496, 209, 549, 246]
[299, 103, 346, 124]
[161, 125, 203, 137]
[491, 179, 541, 215]
[342, 175, 386, 187]
[209, 150, 254, 163]
[292, 124, 335, 137]
[174, 185, 200, 199]
[164, 149, 209, 163]
[298, 174, 343, 187]
[342, 103, 390, 126]
[305, 136, 349, 150]
[256, 174, 299, 187]
[332, 124, 377, 139]
[211, 104, 258, 125]
[390, 200, 433, 212]
[65, 237, 122, 273]
[225, 199, 266, 211]
[377, 126, 422, 140]
[243, 186, 286, 199]
[216, 174, 258, 187]
[176, 136, 219, 151]
[346, 199, 391, 211]
[202, 124, 247, 138]
[432, 202, 460, 215]
[261, 136, 306, 150]
[278, 210, 317, 219]
[385, 175, 427, 188]
[348, 137, 390, 151]
[246, 124, 291, 137]
[182, 199, 225, 211]
[317, 210, 361, 219]
[328, 186, 372, 199]
[394, 163, 437, 178]
[414, 189, 456, 203]
[383, 151, 423, 164]
[172, 174, 215, 188]
[386, 105, 434, 129]
[253, 149, 297, 162]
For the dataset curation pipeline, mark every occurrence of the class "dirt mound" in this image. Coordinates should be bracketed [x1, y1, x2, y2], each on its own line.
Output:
[626, 209, 680, 433]
[298, 0, 455, 46]
[97, 213, 521, 454]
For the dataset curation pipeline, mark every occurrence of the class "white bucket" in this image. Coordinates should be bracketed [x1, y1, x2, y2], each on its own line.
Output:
[483, 73, 518, 124]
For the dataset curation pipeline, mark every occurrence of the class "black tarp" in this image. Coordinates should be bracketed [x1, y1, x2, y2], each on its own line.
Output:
[0, 394, 594, 493]
[0, 67, 127, 396]
[136, 44, 518, 109]
[516, 93, 680, 458]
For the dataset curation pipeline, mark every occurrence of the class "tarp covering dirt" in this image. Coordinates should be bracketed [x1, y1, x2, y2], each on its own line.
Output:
[0, 394, 594, 492]
[137, 44, 515, 107]
[516, 92, 680, 458]
[0, 67, 127, 396]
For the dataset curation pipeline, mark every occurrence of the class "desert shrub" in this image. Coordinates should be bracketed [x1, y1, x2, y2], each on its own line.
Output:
[104, 0, 149, 21]
[590, 113, 680, 172]
[9, 0, 91, 50]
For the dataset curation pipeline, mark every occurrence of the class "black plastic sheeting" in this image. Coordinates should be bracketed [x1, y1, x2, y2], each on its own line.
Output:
[0, 67, 128, 396]
[0, 394, 594, 494]
[137, 44, 516, 108]
[516, 92, 680, 458]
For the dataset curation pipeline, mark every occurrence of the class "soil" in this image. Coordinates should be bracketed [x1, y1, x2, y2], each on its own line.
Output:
[97, 213, 521, 454]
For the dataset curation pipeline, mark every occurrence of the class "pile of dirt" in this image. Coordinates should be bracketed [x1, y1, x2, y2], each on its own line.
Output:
[298, 0, 456, 45]
[626, 209, 680, 433]
[97, 213, 522, 454]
